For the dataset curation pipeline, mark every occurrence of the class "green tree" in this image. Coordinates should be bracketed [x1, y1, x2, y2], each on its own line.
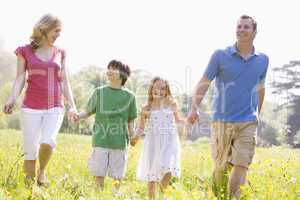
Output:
[272, 60, 300, 146]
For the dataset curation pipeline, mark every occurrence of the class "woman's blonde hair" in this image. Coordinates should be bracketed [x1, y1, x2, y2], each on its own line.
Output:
[147, 76, 173, 107]
[30, 14, 61, 50]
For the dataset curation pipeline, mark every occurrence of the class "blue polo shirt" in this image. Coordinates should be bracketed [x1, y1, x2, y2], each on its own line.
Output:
[203, 44, 269, 122]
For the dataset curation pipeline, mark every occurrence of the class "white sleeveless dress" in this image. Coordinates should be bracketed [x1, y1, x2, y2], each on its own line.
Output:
[137, 107, 181, 182]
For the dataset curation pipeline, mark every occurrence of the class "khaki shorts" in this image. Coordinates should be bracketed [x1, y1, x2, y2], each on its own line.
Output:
[88, 147, 128, 179]
[211, 121, 257, 168]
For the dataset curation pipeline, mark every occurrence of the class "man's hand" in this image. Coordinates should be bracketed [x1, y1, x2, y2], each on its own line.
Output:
[187, 108, 199, 124]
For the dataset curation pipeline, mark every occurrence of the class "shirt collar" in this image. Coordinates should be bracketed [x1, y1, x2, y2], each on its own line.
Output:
[229, 43, 258, 56]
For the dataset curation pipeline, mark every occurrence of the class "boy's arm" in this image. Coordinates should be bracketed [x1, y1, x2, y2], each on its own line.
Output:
[128, 120, 135, 139]
[74, 89, 97, 122]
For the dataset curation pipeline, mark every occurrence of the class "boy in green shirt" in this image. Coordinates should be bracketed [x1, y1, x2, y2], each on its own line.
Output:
[75, 60, 137, 190]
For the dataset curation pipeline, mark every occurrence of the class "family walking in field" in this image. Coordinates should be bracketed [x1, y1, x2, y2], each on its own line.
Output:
[3, 13, 268, 200]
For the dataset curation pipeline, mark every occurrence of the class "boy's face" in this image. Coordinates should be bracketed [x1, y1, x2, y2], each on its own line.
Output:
[152, 80, 168, 99]
[106, 66, 122, 84]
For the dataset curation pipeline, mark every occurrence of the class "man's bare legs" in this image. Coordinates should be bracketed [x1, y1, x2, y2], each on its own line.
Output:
[229, 165, 247, 199]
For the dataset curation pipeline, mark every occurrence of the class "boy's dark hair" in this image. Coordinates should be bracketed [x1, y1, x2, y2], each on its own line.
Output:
[240, 14, 257, 32]
[107, 60, 131, 86]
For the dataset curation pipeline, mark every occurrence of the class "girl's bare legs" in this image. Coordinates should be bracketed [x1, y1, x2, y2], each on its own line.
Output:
[160, 172, 172, 194]
[148, 181, 156, 200]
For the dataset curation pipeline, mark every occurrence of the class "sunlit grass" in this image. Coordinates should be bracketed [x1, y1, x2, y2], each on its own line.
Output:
[0, 129, 299, 199]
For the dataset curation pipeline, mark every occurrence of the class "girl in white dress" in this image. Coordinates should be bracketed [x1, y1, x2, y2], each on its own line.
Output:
[131, 77, 185, 200]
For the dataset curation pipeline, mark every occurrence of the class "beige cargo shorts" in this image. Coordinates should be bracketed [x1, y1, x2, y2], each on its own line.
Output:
[211, 121, 257, 168]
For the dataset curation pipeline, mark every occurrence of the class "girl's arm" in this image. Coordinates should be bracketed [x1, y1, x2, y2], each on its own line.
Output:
[172, 101, 186, 124]
[60, 53, 77, 120]
[130, 106, 148, 146]
[3, 54, 26, 114]
[171, 100, 187, 139]
[135, 106, 148, 137]
[130, 107, 147, 146]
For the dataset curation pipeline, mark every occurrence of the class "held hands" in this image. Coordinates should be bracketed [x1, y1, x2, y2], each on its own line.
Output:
[187, 108, 199, 124]
[130, 136, 139, 146]
[67, 108, 79, 123]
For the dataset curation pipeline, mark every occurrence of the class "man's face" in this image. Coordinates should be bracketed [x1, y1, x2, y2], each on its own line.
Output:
[236, 18, 256, 43]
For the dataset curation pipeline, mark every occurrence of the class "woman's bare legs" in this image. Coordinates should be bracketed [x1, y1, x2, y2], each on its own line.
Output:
[37, 143, 53, 185]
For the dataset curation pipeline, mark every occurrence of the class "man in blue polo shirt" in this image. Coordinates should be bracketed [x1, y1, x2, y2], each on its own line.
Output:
[188, 15, 268, 199]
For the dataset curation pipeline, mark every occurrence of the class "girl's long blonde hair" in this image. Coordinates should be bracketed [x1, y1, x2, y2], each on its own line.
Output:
[30, 14, 61, 50]
[147, 76, 173, 107]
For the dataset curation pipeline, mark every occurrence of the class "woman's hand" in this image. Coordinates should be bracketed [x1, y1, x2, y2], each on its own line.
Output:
[3, 100, 15, 114]
[67, 108, 78, 123]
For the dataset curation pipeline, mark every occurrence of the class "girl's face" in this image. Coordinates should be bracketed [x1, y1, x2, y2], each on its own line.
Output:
[106, 66, 121, 83]
[152, 80, 168, 100]
[46, 25, 61, 45]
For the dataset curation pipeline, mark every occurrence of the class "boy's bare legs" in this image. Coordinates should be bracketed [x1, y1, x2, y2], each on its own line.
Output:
[37, 143, 53, 184]
[95, 176, 105, 190]
[229, 165, 247, 199]
[148, 181, 156, 200]
[24, 160, 36, 185]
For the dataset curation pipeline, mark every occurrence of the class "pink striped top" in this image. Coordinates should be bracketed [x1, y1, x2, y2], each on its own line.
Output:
[15, 44, 65, 109]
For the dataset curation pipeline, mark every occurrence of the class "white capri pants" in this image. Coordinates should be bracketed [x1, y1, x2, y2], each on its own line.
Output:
[20, 107, 64, 160]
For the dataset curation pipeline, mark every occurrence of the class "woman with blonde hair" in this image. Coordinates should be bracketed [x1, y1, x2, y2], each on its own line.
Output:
[3, 14, 77, 185]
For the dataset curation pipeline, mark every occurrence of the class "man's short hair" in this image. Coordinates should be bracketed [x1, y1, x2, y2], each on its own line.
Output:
[240, 15, 257, 32]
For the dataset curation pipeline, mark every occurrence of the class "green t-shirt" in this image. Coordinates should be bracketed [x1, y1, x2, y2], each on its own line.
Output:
[86, 85, 137, 149]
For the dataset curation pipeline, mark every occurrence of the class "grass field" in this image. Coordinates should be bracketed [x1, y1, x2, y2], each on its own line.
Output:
[0, 129, 299, 200]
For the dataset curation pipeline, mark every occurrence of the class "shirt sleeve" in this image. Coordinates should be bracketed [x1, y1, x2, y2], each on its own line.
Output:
[85, 89, 98, 114]
[60, 49, 66, 61]
[128, 95, 137, 121]
[259, 56, 269, 84]
[203, 50, 220, 80]
[14, 46, 26, 58]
